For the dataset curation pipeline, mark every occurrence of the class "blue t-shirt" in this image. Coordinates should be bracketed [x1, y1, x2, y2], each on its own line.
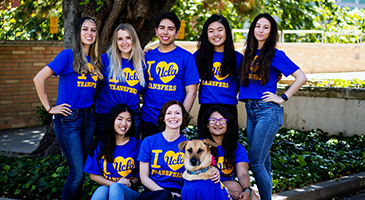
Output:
[217, 143, 249, 182]
[238, 49, 300, 100]
[95, 54, 146, 113]
[84, 137, 141, 182]
[141, 46, 199, 124]
[182, 179, 232, 200]
[47, 49, 98, 109]
[138, 132, 188, 190]
[194, 51, 243, 105]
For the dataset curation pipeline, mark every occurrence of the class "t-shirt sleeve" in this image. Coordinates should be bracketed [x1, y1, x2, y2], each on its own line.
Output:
[47, 49, 72, 76]
[235, 143, 249, 164]
[271, 50, 300, 77]
[137, 138, 151, 163]
[183, 54, 200, 86]
[84, 148, 102, 175]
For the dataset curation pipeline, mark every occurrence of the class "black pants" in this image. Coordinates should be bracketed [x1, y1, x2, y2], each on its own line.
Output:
[141, 120, 161, 140]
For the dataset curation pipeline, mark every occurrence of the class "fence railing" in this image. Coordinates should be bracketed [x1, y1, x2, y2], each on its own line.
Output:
[232, 29, 364, 44]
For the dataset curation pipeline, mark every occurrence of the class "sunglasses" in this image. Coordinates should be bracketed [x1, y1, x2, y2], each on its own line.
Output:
[208, 117, 228, 125]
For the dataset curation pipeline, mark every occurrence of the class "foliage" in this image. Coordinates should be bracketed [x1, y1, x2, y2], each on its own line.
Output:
[170, 0, 259, 41]
[0, 0, 63, 40]
[1, 127, 364, 198]
[36, 106, 52, 126]
[306, 78, 365, 88]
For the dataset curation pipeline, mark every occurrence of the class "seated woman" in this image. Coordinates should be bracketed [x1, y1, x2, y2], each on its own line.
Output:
[138, 100, 219, 200]
[199, 105, 259, 200]
[84, 104, 141, 200]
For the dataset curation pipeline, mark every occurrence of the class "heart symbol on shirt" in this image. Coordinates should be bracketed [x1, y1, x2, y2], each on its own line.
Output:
[113, 157, 135, 177]
[123, 68, 139, 86]
[217, 157, 233, 174]
[164, 151, 184, 171]
[156, 62, 179, 83]
[88, 63, 99, 82]
[213, 62, 228, 81]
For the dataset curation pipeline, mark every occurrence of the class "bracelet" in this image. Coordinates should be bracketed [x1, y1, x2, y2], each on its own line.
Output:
[129, 180, 135, 188]
[281, 93, 289, 101]
[47, 107, 53, 113]
[243, 187, 252, 196]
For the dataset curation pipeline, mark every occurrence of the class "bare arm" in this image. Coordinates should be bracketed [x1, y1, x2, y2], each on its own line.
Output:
[262, 69, 307, 104]
[33, 66, 72, 116]
[139, 162, 164, 191]
[90, 174, 115, 187]
[236, 162, 251, 199]
[183, 84, 197, 113]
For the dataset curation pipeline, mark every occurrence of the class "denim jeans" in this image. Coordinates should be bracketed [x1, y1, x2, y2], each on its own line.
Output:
[91, 183, 140, 200]
[95, 109, 141, 139]
[53, 107, 95, 200]
[245, 100, 284, 200]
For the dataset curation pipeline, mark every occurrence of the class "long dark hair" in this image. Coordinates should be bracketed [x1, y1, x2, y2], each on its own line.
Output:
[157, 100, 192, 132]
[239, 13, 278, 86]
[196, 14, 236, 80]
[89, 104, 138, 163]
[198, 105, 238, 169]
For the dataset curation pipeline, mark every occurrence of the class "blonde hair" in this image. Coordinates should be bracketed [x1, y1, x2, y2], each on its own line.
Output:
[72, 17, 103, 80]
[107, 23, 145, 86]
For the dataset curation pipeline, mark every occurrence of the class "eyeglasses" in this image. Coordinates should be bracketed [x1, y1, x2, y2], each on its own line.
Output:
[208, 118, 228, 125]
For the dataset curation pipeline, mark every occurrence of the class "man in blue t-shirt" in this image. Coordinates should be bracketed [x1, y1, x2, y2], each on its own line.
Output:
[141, 12, 199, 139]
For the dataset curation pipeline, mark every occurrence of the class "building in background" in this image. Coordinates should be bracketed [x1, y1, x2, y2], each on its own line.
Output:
[335, 0, 365, 8]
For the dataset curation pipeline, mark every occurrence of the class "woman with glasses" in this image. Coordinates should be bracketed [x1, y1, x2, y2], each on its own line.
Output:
[199, 106, 258, 200]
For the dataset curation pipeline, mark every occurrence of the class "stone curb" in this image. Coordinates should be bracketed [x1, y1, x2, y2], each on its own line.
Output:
[272, 172, 365, 200]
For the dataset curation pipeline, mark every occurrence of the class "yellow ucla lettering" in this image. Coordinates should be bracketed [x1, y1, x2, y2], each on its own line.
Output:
[147, 61, 155, 81]
[156, 63, 178, 77]
[151, 150, 163, 168]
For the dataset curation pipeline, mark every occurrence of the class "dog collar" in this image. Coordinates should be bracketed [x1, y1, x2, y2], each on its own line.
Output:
[187, 166, 210, 175]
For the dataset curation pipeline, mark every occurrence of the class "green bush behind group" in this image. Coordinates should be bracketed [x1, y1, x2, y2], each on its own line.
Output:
[1, 126, 365, 199]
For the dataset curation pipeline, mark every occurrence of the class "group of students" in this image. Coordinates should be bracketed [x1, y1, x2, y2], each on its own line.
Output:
[33, 11, 306, 200]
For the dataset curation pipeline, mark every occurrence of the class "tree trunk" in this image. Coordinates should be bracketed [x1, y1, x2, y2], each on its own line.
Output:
[28, 121, 62, 158]
[62, 0, 177, 52]
[32, 0, 177, 157]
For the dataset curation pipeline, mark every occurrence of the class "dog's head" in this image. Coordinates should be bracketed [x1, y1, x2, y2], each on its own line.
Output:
[178, 139, 218, 171]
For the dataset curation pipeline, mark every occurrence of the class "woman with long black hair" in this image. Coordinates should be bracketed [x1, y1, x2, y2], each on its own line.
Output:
[238, 13, 307, 200]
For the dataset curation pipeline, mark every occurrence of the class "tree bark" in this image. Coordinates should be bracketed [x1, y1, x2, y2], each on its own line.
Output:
[32, 0, 177, 157]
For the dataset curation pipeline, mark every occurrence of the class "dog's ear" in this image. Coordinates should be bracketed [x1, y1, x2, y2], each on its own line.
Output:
[178, 140, 190, 152]
[202, 139, 218, 148]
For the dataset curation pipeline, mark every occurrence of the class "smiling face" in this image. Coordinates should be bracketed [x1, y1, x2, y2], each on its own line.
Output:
[208, 111, 227, 137]
[114, 111, 132, 136]
[207, 21, 226, 52]
[164, 104, 183, 130]
[254, 17, 271, 47]
[80, 20, 97, 47]
[117, 30, 133, 59]
[156, 19, 178, 48]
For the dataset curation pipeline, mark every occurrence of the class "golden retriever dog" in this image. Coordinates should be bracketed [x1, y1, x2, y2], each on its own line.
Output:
[179, 139, 232, 200]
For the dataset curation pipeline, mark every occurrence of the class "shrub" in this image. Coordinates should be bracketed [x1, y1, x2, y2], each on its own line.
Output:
[0, 127, 364, 199]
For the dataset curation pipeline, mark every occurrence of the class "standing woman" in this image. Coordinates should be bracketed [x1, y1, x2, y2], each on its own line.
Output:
[95, 23, 146, 139]
[238, 13, 307, 200]
[195, 14, 242, 123]
[84, 104, 141, 200]
[33, 17, 103, 200]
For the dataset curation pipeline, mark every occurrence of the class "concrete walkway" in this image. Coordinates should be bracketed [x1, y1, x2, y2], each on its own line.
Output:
[1, 126, 365, 200]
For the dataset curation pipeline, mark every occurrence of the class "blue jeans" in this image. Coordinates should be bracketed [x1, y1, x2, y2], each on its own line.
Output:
[95, 109, 141, 139]
[53, 107, 95, 200]
[91, 183, 140, 200]
[245, 100, 284, 200]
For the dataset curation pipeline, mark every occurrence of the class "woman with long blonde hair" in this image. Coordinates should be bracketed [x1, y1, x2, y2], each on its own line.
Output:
[95, 23, 146, 139]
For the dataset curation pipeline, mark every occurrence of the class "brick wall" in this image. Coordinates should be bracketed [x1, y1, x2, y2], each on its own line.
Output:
[0, 41, 63, 129]
[0, 40, 364, 130]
